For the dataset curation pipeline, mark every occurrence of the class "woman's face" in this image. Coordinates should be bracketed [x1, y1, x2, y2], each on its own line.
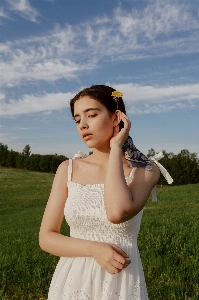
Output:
[73, 96, 116, 149]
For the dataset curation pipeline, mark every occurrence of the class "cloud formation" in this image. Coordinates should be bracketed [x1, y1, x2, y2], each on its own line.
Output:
[0, 1, 199, 87]
[1, 92, 74, 116]
[1, 83, 199, 116]
[0, 6, 10, 19]
[6, 0, 39, 22]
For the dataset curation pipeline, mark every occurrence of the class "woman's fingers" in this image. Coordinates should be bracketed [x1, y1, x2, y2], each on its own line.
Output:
[111, 111, 131, 146]
[113, 260, 125, 270]
[121, 113, 131, 131]
[111, 245, 131, 270]
[107, 258, 131, 275]
[111, 244, 129, 258]
[93, 242, 131, 275]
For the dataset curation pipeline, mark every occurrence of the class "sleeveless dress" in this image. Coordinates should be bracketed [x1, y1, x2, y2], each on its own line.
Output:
[48, 159, 149, 300]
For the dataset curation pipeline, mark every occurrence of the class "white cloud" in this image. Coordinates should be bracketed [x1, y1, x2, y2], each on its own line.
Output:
[6, 0, 39, 22]
[113, 83, 199, 103]
[1, 91, 75, 116]
[1, 83, 199, 116]
[0, 24, 98, 86]
[111, 82, 199, 114]
[1, 57, 95, 85]
[0, 1, 199, 87]
[0, 6, 10, 19]
[114, 1, 199, 39]
[0, 93, 6, 100]
[13, 127, 38, 130]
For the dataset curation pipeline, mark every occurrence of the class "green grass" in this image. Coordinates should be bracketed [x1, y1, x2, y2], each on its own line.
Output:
[0, 167, 198, 299]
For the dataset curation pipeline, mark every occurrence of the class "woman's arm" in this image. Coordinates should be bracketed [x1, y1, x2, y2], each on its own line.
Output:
[104, 147, 160, 224]
[39, 160, 95, 257]
[104, 112, 160, 224]
[39, 160, 131, 274]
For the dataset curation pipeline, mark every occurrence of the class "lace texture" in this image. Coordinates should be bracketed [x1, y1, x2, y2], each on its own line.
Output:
[48, 163, 148, 300]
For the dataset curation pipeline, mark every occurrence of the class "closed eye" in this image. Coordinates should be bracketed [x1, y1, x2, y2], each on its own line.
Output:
[74, 114, 97, 124]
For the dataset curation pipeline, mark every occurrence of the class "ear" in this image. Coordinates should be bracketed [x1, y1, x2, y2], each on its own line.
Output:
[113, 110, 122, 127]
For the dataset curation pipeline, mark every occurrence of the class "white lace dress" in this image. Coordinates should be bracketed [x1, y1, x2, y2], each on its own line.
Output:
[48, 159, 149, 300]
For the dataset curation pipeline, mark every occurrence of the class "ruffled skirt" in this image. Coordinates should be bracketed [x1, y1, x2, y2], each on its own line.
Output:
[48, 243, 148, 300]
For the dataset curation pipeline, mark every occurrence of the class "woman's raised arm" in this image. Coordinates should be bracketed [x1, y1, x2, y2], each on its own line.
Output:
[104, 144, 160, 224]
[104, 112, 160, 224]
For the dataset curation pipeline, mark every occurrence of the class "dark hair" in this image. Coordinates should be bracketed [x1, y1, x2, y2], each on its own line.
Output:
[70, 85, 126, 131]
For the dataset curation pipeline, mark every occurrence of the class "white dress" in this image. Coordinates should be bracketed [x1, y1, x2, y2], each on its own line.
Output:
[48, 159, 149, 300]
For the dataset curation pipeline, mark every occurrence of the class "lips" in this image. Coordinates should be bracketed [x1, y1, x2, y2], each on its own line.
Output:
[82, 133, 92, 140]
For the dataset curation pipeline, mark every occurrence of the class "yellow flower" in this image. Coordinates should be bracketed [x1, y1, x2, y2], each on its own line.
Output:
[111, 91, 123, 99]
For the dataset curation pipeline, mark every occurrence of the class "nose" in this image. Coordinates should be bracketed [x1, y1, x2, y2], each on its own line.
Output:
[79, 119, 89, 130]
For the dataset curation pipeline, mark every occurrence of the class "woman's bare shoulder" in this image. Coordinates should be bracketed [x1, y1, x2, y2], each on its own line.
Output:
[133, 162, 160, 186]
[57, 159, 69, 171]
[149, 162, 160, 184]
[54, 160, 69, 182]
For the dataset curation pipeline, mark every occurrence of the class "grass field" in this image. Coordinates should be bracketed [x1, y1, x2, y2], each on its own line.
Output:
[0, 167, 199, 300]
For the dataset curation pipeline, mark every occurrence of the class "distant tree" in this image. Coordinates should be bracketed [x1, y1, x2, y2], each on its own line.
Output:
[147, 148, 155, 158]
[6, 149, 17, 168]
[22, 144, 31, 169]
[149, 148, 199, 185]
[50, 154, 68, 173]
[175, 150, 199, 185]
[22, 144, 31, 157]
[29, 154, 41, 171]
[15, 152, 23, 169]
[39, 155, 52, 172]
[0, 143, 9, 166]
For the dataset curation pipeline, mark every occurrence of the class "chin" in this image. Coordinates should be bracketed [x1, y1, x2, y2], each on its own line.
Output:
[83, 140, 96, 148]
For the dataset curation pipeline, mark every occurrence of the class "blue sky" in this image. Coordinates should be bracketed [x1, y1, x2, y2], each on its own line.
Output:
[0, 0, 199, 158]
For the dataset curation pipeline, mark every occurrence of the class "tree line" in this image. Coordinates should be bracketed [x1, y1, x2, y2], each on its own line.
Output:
[0, 143, 199, 185]
[0, 143, 68, 174]
[147, 148, 199, 185]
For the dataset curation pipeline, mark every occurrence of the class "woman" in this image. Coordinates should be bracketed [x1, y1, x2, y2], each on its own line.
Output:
[39, 85, 161, 299]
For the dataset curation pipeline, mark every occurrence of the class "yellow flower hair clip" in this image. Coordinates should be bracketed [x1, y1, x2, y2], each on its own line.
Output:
[111, 91, 123, 110]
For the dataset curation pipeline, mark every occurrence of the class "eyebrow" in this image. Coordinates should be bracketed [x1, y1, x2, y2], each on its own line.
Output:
[74, 108, 101, 119]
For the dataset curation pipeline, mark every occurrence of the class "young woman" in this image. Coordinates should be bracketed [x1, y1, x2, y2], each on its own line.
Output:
[39, 85, 162, 299]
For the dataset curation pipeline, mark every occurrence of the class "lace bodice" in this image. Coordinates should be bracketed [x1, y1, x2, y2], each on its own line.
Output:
[64, 159, 142, 246]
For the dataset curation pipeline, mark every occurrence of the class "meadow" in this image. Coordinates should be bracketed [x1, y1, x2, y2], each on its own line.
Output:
[0, 167, 198, 300]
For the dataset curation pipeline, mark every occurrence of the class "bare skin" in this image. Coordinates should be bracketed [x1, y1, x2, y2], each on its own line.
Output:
[39, 96, 160, 275]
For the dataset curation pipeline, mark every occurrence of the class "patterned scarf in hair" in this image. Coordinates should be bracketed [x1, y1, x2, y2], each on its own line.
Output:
[122, 136, 152, 170]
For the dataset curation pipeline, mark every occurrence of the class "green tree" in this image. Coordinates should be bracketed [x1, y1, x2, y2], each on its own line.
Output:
[147, 148, 155, 158]
[0, 143, 9, 166]
[39, 155, 52, 172]
[15, 152, 24, 169]
[22, 144, 31, 169]
[29, 154, 41, 171]
[50, 154, 68, 173]
[6, 149, 17, 168]
[22, 144, 31, 157]
[150, 148, 199, 185]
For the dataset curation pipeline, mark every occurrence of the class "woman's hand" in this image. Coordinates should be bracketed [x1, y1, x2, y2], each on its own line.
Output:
[110, 111, 131, 148]
[91, 241, 131, 275]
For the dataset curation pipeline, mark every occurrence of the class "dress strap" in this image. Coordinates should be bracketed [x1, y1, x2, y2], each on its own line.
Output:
[68, 159, 73, 182]
[128, 167, 137, 180]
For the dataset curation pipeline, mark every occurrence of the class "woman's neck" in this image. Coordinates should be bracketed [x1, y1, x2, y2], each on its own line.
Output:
[88, 146, 126, 166]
